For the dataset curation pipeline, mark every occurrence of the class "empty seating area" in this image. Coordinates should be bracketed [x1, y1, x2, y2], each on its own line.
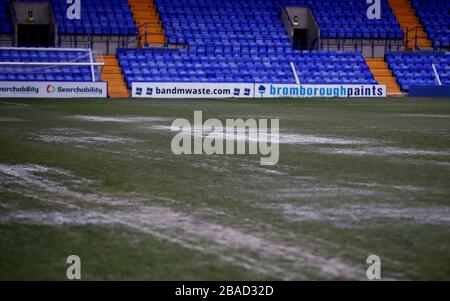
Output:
[121, 0, 378, 87]
[411, 0, 450, 48]
[386, 52, 450, 91]
[118, 48, 376, 88]
[158, 0, 403, 47]
[0, 48, 100, 81]
[158, 0, 290, 47]
[0, 0, 448, 95]
[51, 0, 136, 35]
[0, 0, 137, 36]
[284, 0, 403, 39]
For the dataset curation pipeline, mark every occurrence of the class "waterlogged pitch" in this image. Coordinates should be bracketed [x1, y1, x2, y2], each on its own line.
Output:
[0, 98, 449, 280]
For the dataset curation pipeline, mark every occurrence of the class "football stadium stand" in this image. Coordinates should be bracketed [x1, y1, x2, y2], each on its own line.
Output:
[0, 0, 448, 97]
[120, 0, 392, 90]
[386, 51, 450, 91]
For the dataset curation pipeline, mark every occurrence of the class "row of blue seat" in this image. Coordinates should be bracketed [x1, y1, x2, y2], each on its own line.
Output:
[126, 76, 376, 85]
[386, 52, 450, 91]
[0, 48, 100, 82]
[118, 48, 376, 89]
[0, 74, 95, 81]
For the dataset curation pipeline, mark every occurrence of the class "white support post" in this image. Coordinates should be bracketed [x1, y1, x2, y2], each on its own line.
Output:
[88, 49, 96, 82]
[432, 63, 442, 86]
[290, 62, 300, 84]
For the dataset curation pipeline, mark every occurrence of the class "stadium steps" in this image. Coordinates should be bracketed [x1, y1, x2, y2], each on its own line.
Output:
[128, 0, 165, 46]
[366, 58, 402, 95]
[101, 55, 129, 98]
[388, 0, 432, 49]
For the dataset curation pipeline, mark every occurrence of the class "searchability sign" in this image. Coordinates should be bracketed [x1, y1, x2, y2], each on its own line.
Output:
[0, 81, 107, 98]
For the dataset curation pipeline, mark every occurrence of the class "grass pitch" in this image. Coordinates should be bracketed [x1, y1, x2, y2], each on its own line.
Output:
[0, 97, 449, 280]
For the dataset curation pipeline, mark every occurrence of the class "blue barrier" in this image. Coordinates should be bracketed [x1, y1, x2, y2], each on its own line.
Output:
[409, 85, 450, 97]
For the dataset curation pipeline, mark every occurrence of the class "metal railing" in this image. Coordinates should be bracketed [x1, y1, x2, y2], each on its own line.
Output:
[137, 21, 166, 47]
[404, 26, 420, 50]
[321, 29, 405, 56]
[54, 20, 171, 54]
